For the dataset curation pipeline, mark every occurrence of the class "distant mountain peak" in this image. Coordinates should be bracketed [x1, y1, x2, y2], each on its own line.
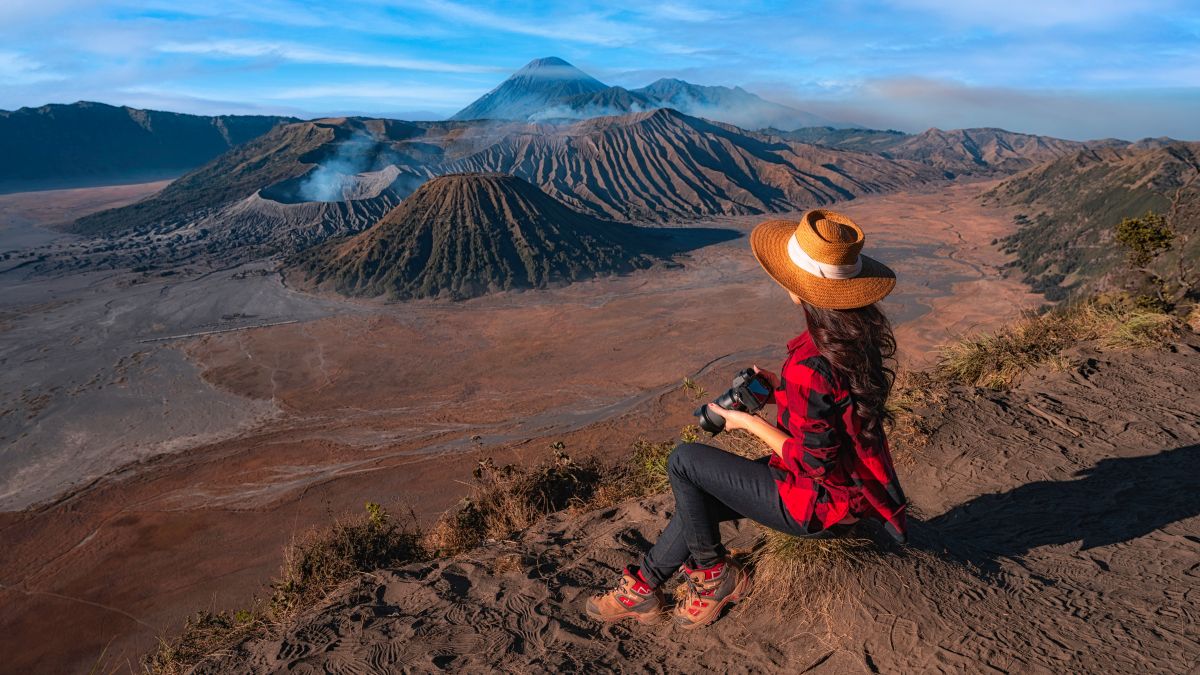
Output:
[512, 57, 601, 83]
[450, 60, 844, 130]
[449, 57, 607, 121]
[519, 56, 574, 70]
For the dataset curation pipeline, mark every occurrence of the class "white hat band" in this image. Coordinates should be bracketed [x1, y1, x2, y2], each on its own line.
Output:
[787, 234, 863, 279]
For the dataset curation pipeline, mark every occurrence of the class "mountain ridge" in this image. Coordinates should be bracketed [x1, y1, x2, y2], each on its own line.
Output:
[449, 56, 839, 130]
[69, 109, 942, 250]
[287, 173, 663, 299]
[982, 141, 1200, 299]
[0, 101, 296, 192]
[769, 126, 1102, 176]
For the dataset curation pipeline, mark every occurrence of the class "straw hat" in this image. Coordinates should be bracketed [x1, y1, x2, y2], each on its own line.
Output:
[749, 209, 895, 309]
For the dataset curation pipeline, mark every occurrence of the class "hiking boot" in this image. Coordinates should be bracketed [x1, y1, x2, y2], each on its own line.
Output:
[673, 558, 750, 630]
[585, 567, 666, 625]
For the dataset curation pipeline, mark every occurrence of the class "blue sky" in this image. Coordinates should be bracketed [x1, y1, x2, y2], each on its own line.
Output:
[1, 1, 1197, 139]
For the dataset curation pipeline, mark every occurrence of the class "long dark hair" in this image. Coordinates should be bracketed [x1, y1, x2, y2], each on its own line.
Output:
[801, 301, 896, 444]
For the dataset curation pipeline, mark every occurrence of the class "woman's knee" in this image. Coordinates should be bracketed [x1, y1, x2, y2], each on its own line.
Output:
[667, 442, 711, 478]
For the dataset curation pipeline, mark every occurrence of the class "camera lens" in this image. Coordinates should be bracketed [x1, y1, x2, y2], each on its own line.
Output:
[695, 404, 725, 434]
[714, 391, 738, 411]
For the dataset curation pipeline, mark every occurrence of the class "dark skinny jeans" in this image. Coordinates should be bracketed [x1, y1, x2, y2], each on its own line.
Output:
[637, 442, 817, 588]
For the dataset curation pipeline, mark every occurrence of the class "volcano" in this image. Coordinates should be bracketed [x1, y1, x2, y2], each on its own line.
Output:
[450, 57, 607, 122]
[449, 57, 840, 130]
[289, 173, 663, 300]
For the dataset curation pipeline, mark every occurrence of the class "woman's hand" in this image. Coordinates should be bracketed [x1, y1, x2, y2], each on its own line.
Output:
[709, 403, 792, 459]
[751, 365, 780, 390]
[707, 404, 757, 432]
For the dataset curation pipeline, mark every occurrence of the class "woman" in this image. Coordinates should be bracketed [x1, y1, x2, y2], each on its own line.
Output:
[586, 209, 908, 629]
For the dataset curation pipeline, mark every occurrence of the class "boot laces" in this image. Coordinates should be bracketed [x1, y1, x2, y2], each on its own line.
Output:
[596, 573, 637, 601]
[682, 571, 714, 604]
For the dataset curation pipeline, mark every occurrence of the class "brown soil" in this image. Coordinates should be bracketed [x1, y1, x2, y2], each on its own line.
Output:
[0, 180, 169, 230]
[201, 333, 1200, 674]
[0, 183, 1041, 672]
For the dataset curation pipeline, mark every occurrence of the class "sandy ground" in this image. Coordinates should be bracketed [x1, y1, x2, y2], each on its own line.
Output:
[199, 334, 1200, 674]
[0, 181, 171, 234]
[0, 181, 1042, 672]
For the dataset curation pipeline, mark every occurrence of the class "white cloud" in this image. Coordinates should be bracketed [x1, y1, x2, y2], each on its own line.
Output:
[766, 75, 1200, 140]
[0, 0, 86, 24]
[883, 0, 1182, 29]
[395, 0, 646, 46]
[0, 51, 63, 84]
[157, 40, 500, 73]
[643, 3, 728, 23]
[264, 82, 479, 105]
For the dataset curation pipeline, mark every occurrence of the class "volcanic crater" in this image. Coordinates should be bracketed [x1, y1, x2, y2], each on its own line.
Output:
[288, 172, 728, 300]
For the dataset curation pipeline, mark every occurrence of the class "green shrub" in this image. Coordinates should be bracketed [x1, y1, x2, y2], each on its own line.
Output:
[271, 502, 425, 617]
[143, 609, 271, 675]
[425, 453, 602, 556]
[1116, 210, 1173, 267]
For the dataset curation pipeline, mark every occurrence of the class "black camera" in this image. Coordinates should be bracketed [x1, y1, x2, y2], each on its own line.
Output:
[694, 368, 774, 434]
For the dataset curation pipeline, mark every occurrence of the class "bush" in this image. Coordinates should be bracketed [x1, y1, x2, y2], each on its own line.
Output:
[1116, 211, 1173, 267]
[748, 529, 881, 612]
[592, 426, 706, 505]
[425, 453, 603, 556]
[934, 294, 1179, 389]
[271, 502, 425, 617]
[144, 502, 425, 674]
[143, 610, 271, 675]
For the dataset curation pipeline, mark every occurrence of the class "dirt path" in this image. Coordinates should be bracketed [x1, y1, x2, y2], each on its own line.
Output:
[204, 333, 1200, 674]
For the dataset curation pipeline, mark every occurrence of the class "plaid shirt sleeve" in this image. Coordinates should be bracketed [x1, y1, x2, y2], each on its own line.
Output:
[776, 357, 847, 481]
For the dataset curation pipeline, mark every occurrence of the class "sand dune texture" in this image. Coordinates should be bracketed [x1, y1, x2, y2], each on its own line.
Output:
[198, 332, 1200, 674]
[289, 173, 666, 299]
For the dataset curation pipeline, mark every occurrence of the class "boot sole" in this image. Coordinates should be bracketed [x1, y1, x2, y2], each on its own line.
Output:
[585, 598, 667, 625]
[674, 571, 752, 630]
[586, 607, 667, 625]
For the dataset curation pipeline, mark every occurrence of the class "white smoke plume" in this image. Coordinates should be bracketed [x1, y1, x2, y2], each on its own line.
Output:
[298, 131, 390, 202]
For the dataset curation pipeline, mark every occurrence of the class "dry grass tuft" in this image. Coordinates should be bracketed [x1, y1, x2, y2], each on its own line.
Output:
[592, 426, 703, 505]
[934, 294, 1179, 390]
[145, 501, 423, 674]
[748, 529, 882, 612]
[489, 553, 525, 575]
[1101, 309, 1177, 349]
[1186, 303, 1200, 333]
[271, 502, 425, 617]
[712, 427, 771, 459]
[142, 610, 271, 675]
[425, 453, 602, 556]
[887, 370, 947, 463]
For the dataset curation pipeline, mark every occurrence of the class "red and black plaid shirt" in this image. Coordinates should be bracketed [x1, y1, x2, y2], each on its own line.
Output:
[769, 331, 908, 543]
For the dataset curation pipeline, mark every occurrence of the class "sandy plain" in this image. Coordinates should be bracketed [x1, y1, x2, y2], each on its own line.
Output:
[0, 180, 1041, 672]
